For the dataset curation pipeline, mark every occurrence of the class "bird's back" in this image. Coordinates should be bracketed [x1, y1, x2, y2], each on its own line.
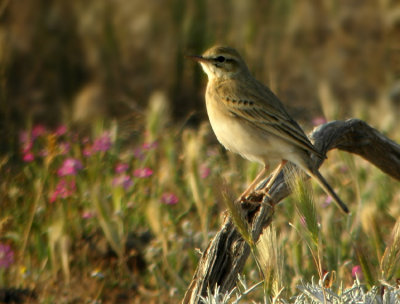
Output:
[209, 76, 323, 159]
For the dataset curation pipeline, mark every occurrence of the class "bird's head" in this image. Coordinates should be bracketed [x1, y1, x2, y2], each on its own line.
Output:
[188, 46, 249, 80]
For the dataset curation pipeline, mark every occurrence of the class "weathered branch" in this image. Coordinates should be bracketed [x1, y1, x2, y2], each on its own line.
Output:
[311, 119, 400, 180]
[182, 119, 400, 304]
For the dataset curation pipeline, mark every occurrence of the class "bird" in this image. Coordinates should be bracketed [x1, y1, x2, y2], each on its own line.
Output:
[189, 45, 349, 214]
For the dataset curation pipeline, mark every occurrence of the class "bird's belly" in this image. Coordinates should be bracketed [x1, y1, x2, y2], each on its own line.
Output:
[207, 105, 285, 164]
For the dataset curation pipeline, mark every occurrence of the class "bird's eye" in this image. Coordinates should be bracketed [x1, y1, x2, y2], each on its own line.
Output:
[215, 56, 225, 63]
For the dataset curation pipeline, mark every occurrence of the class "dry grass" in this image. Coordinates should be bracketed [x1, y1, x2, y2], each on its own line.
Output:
[0, 0, 400, 303]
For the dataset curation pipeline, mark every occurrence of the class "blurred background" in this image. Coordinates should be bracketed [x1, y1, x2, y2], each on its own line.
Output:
[1, 0, 399, 151]
[1, 0, 400, 303]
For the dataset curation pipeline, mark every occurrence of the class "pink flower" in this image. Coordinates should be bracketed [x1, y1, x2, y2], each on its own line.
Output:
[352, 265, 363, 280]
[81, 136, 90, 145]
[133, 147, 145, 160]
[32, 124, 47, 138]
[70, 132, 79, 143]
[142, 141, 158, 150]
[299, 215, 306, 227]
[133, 142, 158, 161]
[59, 142, 71, 155]
[21, 140, 35, 161]
[55, 125, 67, 136]
[112, 174, 133, 190]
[0, 243, 14, 268]
[82, 146, 93, 157]
[115, 163, 129, 173]
[19, 131, 29, 144]
[49, 178, 76, 203]
[133, 167, 153, 178]
[23, 152, 35, 162]
[21, 140, 33, 154]
[199, 164, 211, 179]
[161, 192, 179, 205]
[312, 116, 327, 126]
[57, 158, 83, 176]
[322, 195, 333, 208]
[92, 133, 112, 152]
[207, 147, 219, 157]
[39, 149, 49, 157]
[82, 210, 95, 219]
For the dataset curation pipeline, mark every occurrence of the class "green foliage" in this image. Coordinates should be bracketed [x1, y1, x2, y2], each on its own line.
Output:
[1, 109, 399, 302]
[0, 1, 400, 302]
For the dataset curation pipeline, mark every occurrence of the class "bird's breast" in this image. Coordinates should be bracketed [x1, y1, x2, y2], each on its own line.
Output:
[205, 90, 282, 164]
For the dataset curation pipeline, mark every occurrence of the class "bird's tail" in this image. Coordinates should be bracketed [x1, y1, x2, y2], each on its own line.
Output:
[305, 168, 349, 214]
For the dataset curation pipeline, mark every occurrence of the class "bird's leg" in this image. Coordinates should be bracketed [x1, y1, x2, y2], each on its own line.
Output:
[261, 160, 287, 194]
[239, 165, 269, 201]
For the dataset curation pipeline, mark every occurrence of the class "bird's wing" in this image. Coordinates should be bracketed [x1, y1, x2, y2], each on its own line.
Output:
[214, 80, 323, 157]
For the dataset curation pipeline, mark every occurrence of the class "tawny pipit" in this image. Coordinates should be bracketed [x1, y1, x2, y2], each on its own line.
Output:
[190, 45, 349, 214]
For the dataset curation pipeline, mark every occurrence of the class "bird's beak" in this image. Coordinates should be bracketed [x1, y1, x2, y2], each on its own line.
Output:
[186, 55, 210, 63]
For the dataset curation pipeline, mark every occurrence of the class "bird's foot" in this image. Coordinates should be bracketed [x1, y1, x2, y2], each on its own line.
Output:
[240, 189, 270, 203]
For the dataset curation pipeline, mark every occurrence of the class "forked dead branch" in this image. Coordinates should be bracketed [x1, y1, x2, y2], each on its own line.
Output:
[182, 118, 400, 304]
